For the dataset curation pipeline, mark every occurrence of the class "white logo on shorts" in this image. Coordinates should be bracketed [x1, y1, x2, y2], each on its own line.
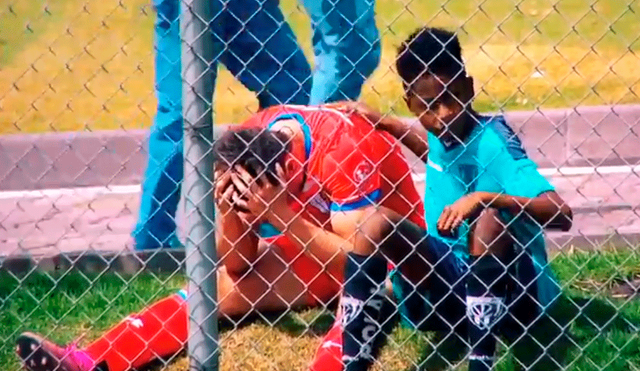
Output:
[466, 296, 506, 330]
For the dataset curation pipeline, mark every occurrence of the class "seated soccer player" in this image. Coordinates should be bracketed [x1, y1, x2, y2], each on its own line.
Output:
[15, 162, 345, 371]
[15, 103, 431, 371]
[336, 27, 574, 371]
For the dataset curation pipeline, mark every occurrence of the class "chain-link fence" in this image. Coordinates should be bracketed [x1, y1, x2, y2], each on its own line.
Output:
[1, 0, 639, 370]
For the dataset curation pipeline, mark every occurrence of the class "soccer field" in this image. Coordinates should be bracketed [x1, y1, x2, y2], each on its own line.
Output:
[2, 248, 638, 370]
[0, 0, 639, 134]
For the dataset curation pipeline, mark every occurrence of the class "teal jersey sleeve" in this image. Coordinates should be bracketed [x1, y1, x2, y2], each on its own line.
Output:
[475, 124, 555, 198]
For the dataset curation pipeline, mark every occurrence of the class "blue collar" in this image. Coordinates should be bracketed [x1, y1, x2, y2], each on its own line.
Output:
[267, 113, 312, 160]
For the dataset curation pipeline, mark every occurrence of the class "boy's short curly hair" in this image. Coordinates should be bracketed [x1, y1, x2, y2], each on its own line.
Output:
[395, 27, 466, 88]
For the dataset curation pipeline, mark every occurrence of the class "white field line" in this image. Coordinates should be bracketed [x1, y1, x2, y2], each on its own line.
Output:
[0, 164, 638, 200]
[410, 164, 640, 183]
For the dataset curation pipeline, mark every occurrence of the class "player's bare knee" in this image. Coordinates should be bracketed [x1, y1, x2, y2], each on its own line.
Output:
[350, 207, 403, 256]
[470, 208, 513, 258]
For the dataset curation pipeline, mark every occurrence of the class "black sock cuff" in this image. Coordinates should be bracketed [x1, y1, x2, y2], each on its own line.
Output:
[345, 253, 387, 284]
[468, 255, 508, 297]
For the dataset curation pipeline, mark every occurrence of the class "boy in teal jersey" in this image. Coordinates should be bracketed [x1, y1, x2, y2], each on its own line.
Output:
[346, 27, 573, 370]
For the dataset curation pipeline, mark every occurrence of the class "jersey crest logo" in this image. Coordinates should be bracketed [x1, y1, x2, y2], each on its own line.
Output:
[353, 161, 374, 186]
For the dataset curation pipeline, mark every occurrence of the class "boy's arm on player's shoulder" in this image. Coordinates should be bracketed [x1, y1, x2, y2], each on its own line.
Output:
[381, 117, 429, 162]
[338, 101, 429, 162]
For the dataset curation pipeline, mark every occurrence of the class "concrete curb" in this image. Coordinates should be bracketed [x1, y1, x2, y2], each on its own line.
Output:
[1, 248, 186, 276]
[2, 232, 638, 276]
[1, 104, 639, 191]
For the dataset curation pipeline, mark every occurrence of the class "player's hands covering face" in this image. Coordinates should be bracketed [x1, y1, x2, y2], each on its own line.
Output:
[214, 168, 235, 215]
[214, 167, 259, 225]
[229, 164, 290, 225]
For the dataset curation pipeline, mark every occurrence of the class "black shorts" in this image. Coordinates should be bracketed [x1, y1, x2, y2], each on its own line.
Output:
[390, 235, 547, 335]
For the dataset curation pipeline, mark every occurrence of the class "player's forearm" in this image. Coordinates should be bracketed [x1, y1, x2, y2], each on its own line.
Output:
[216, 212, 259, 272]
[478, 191, 573, 231]
[268, 210, 348, 275]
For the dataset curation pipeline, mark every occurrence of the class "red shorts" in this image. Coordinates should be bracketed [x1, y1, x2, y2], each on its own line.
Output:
[268, 235, 342, 306]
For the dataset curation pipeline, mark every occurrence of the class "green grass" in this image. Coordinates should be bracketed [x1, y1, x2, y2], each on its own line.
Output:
[0, 269, 185, 369]
[0, 0, 639, 134]
[1, 248, 639, 370]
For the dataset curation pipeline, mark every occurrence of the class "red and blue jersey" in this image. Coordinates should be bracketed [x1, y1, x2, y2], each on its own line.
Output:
[240, 104, 425, 230]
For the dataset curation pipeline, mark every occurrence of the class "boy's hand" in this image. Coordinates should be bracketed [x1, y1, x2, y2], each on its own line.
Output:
[334, 101, 387, 129]
[437, 192, 487, 235]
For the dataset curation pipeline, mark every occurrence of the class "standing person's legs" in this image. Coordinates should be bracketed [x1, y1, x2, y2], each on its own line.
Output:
[300, 0, 380, 104]
[133, 0, 225, 250]
[132, 0, 184, 250]
[222, 0, 312, 108]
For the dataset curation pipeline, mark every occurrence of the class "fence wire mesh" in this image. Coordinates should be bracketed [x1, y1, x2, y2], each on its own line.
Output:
[1, 0, 639, 371]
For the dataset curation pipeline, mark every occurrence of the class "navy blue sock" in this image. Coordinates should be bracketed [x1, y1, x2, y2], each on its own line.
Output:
[341, 253, 388, 371]
[467, 255, 508, 371]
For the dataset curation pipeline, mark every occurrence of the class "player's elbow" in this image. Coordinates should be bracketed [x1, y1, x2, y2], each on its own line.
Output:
[217, 240, 255, 278]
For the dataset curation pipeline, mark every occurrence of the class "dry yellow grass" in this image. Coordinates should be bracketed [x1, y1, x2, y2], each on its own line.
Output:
[1, 0, 639, 135]
[155, 321, 428, 371]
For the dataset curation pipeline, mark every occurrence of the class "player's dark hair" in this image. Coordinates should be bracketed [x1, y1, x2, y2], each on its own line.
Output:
[213, 127, 291, 185]
[395, 27, 466, 88]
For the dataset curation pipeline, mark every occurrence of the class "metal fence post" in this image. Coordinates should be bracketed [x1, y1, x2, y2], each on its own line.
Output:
[181, 0, 218, 369]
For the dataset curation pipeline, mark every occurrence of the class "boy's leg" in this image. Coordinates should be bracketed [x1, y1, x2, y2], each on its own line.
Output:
[221, 0, 311, 108]
[299, 0, 380, 104]
[339, 209, 463, 371]
[390, 243, 468, 371]
[466, 209, 514, 371]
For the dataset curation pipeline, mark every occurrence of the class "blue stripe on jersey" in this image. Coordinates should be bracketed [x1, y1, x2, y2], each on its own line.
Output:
[177, 289, 188, 301]
[330, 189, 382, 212]
[267, 113, 312, 159]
